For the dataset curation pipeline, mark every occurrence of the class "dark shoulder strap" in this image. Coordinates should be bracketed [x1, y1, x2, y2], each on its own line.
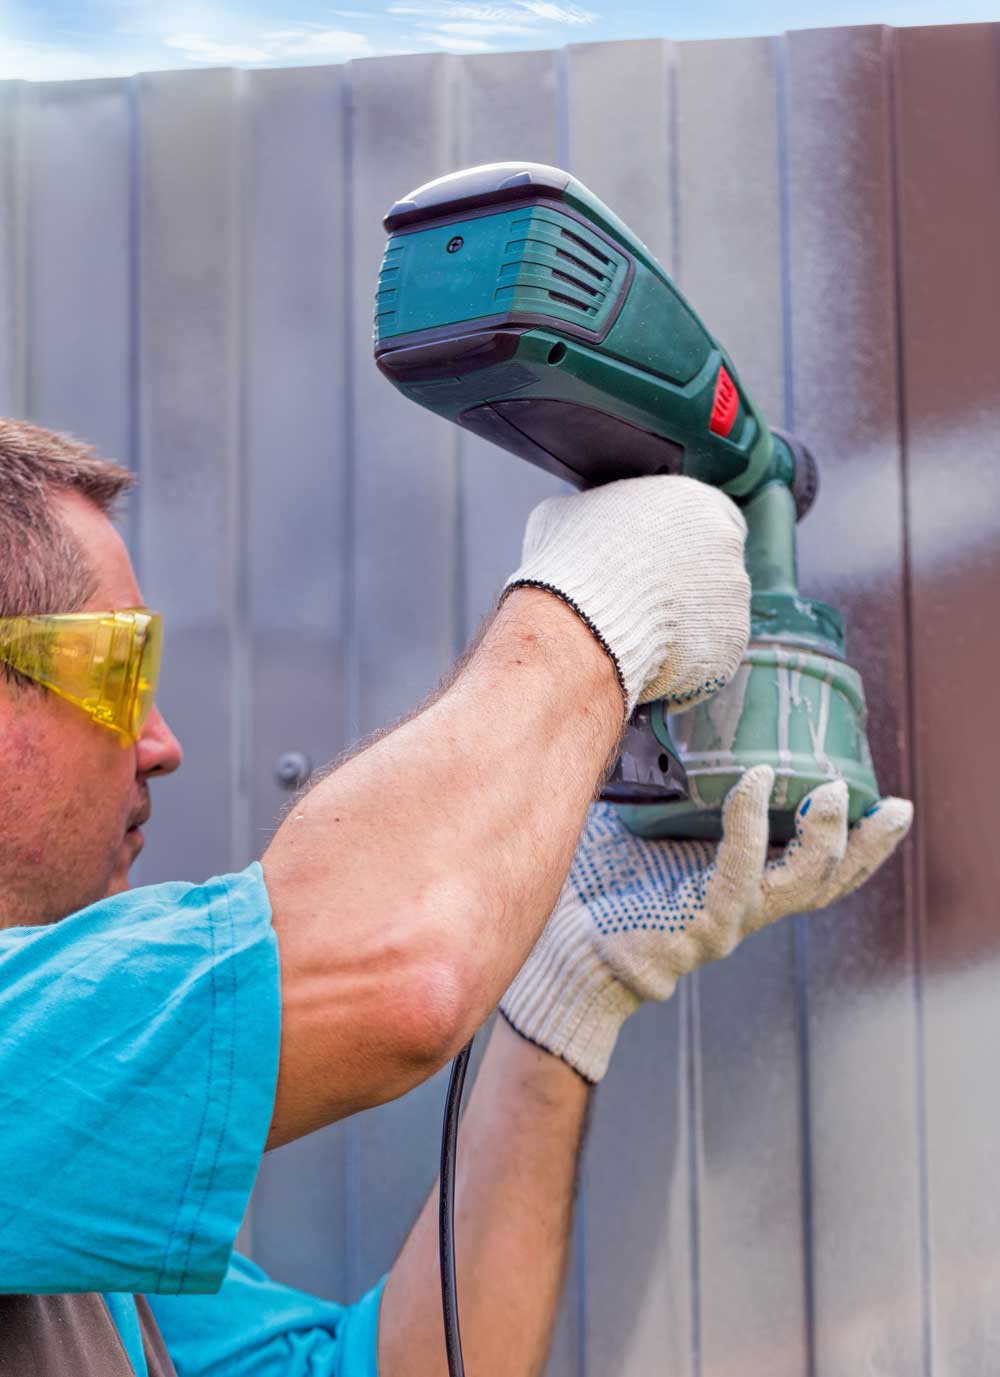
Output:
[135, 1295, 178, 1377]
[0, 1292, 177, 1377]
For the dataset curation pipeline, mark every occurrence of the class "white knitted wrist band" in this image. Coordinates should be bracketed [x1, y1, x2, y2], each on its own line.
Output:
[501, 902, 642, 1084]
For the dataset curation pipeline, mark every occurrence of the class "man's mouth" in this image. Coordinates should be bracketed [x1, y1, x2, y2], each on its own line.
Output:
[126, 806, 151, 846]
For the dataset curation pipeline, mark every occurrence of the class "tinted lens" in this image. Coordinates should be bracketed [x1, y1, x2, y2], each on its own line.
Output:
[131, 613, 163, 737]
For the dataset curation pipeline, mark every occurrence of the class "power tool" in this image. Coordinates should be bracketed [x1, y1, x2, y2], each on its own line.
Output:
[374, 162, 879, 843]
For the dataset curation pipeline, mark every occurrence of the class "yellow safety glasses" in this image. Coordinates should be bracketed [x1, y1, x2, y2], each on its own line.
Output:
[0, 608, 163, 743]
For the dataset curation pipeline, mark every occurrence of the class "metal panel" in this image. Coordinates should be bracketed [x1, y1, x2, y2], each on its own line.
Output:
[784, 27, 924, 1377]
[239, 64, 352, 1299]
[451, 48, 583, 1375]
[3, 24, 1000, 1377]
[563, 39, 696, 1377]
[895, 23, 1000, 1373]
[20, 80, 133, 476]
[454, 49, 568, 646]
[678, 36, 810, 1377]
[347, 52, 465, 1296]
[0, 83, 26, 417]
[133, 69, 246, 886]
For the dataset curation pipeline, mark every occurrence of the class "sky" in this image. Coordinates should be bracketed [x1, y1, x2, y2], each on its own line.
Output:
[0, 0, 995, 82]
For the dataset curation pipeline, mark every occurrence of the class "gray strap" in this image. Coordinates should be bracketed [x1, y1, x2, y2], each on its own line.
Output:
[0, 1292, 177, 1377]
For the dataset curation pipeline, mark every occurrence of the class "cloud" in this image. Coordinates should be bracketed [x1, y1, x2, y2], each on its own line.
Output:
[388, 0, 595, 51]
[388, 1, 595, 26]
[0, 40, 148, 81]
[428, 18, 537, 34]
[164, 33, 270, 62]
[163, 25, 372, 64]
[415, 29, 495, 49]
[516, 0, 594, 21]
[261, 26, 373, 57]
[0, 0, 593, 81]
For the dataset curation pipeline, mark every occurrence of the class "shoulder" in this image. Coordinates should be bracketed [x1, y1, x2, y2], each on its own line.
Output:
[0, 862, 271, 958]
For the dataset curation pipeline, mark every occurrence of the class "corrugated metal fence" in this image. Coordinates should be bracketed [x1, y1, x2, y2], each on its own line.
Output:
[2, 23, 999, 1375]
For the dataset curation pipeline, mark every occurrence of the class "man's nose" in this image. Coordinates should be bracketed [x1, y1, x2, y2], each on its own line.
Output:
[135, 705, 183, 777]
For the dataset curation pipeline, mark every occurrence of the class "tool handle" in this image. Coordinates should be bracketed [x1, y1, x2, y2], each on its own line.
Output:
[600, 705, 689, 805]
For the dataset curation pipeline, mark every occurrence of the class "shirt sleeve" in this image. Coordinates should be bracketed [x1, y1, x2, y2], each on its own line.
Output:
[146, 1254, 385, 1377]
[0, 863, 281, 1296]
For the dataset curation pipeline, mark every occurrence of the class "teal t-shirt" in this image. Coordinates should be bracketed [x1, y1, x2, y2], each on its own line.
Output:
[0, 864, 382, 1375]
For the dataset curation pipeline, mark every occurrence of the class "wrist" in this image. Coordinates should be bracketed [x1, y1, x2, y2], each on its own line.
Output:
[502, 581, 628, 713]
[480, 586, 625, 738]
[494, 1012, 593, 1100]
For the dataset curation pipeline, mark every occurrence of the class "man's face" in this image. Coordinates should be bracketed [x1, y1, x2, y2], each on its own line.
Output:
[0, 491, 182, 926]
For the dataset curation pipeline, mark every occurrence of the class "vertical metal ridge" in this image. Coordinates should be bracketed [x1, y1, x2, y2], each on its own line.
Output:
[554, 49, 586, 1372]
[684, 979, 703, 1377]
[886, 23, 935, 1377]
[0, 81, 28, 420]
[342, 62, 361, 751]
[126, 75, 143, 573]
[791, 920, 818, 1377]
[774, 33, 796, 434]
[340, 57, 363, 1300]
[574, 1180, 588, 1377]
[666, 40, 681, 283]
[229, 67, 252, 878]
[556, 45, 571, 174]
[447, 54, 466, 658]
[668, 48, 700, 1377]
[775, 32, 817, 1376]
[0, 83, 10, 415]
[14, 82, 29, 419]
[228, 66, 251, 1257]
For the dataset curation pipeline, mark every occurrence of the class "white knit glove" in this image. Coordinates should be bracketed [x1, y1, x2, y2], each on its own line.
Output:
[504, 475, 750, 713]
[501, 766, 913, 1083]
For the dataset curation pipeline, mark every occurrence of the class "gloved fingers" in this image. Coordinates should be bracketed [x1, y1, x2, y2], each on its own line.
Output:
[638, 565, 752, 711]
[757, 779, 849, 924]
[567, 802, 716, 921]
[706, 765, 774, 911]
[824, 796, 914, 902]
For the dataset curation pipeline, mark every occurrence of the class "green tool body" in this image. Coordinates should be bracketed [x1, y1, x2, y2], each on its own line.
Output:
[375, 163, 878, 840]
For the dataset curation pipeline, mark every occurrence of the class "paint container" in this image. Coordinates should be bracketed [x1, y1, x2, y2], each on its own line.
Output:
[616, 639, 879, 842]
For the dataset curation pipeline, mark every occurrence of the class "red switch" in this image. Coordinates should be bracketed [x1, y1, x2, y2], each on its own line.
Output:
[709, 365, 739, 437]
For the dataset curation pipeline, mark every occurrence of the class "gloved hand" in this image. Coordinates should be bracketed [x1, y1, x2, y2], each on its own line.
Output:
[501, 766, 913, 1083]
[504, 475, 750, 714]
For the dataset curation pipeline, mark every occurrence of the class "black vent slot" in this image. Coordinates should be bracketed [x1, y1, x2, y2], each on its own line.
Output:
[547, 290, 595, 311]
[559, 226, 612, 266]
[555, 246, 607, 282]
[550, 268, 599, 296]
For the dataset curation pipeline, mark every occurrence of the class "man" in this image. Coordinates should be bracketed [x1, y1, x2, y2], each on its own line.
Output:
[0, 418, 911, 1376]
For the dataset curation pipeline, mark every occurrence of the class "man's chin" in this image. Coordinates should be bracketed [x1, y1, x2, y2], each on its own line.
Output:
[105, 851, 139, 897]
[105, 871, 132, 897]
[106, 827, 145, 896]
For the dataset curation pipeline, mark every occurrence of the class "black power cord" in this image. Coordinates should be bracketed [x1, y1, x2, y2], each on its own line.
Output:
[439, 1038, 474, 1377]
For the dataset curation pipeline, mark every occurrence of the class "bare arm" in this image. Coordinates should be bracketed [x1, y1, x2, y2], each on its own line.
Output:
[261, 589, 621, 1147]
[378, 1017, 589, 1377]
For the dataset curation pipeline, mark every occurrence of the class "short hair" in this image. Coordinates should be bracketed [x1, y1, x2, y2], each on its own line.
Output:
[0, 418, 134, 620]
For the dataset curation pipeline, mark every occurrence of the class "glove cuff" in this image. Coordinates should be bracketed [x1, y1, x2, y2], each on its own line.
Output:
[500, 900, 642, 1084]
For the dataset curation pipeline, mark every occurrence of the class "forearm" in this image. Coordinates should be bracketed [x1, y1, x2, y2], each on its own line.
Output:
[263, 589, 621, 1144]
[379, 1018, 590, 1377]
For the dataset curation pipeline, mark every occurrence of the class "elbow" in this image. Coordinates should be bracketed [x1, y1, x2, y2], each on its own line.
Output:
[390, 947, 483, 1077]
[387, 883, 490, 1076]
